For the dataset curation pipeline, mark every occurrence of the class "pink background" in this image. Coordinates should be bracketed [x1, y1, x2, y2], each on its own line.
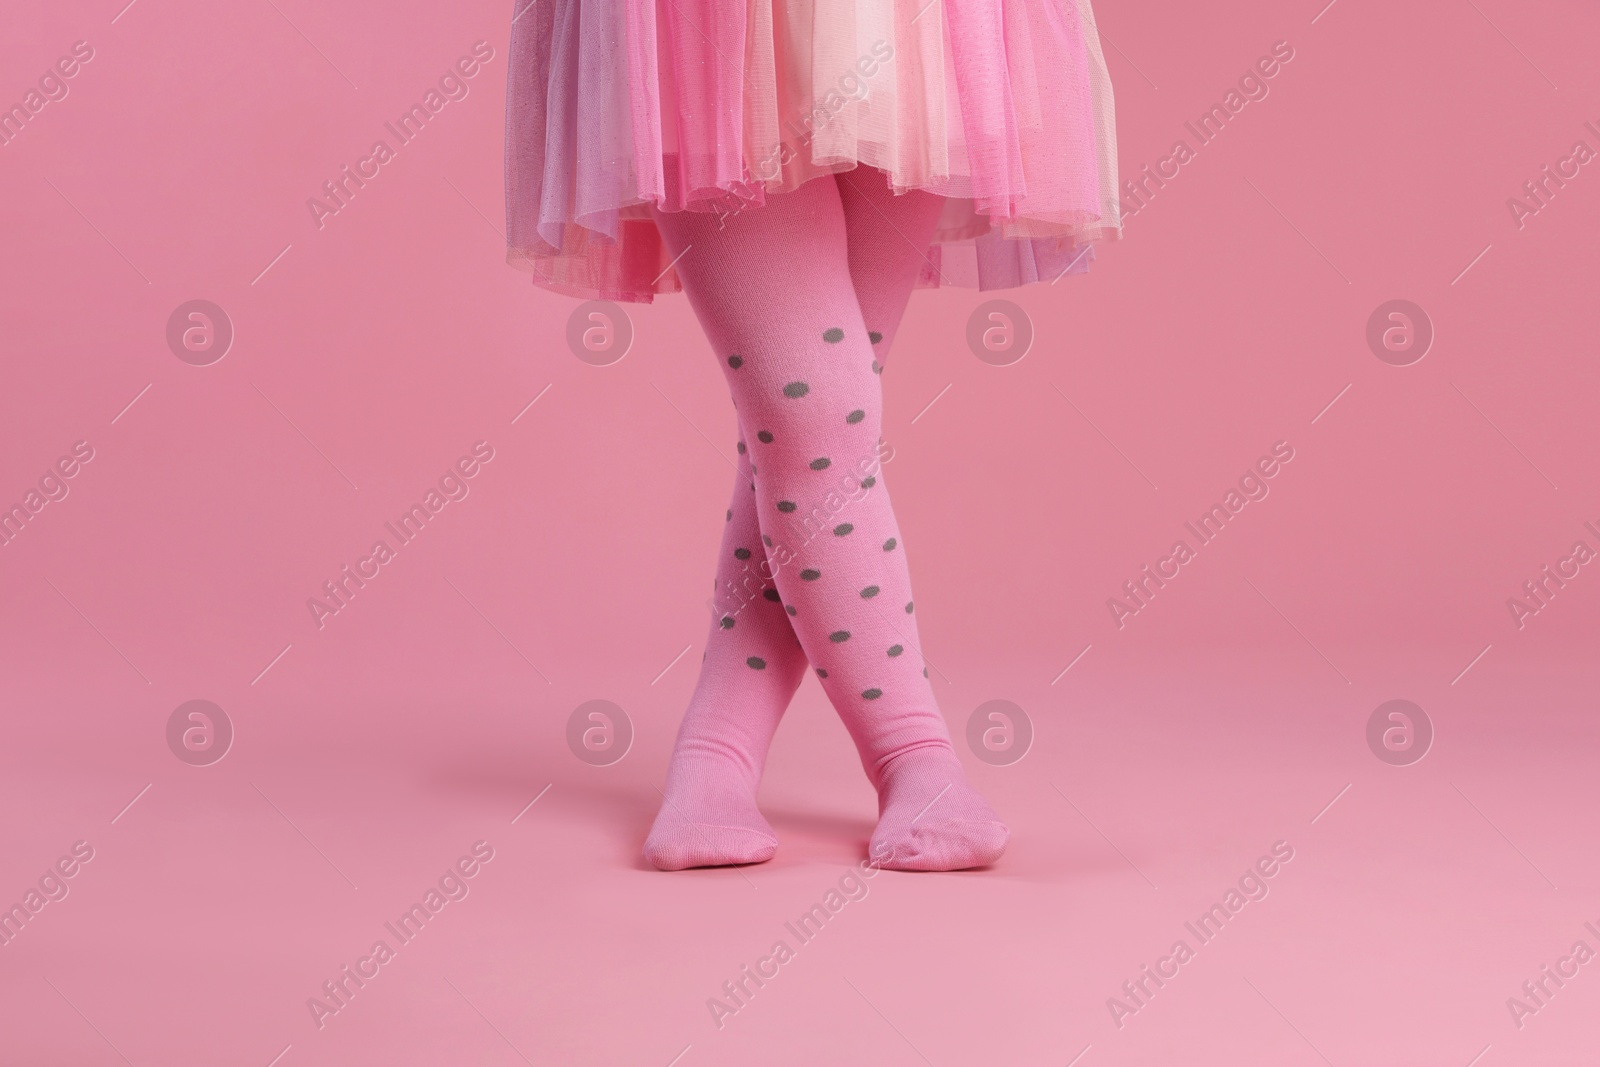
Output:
[4, 0, 1600, 1064]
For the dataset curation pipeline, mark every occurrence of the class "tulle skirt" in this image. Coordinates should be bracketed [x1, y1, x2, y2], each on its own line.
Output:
[505, 0, 1121, 302]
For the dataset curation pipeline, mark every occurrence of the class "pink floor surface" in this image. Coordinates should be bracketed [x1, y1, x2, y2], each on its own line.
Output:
[5, 0, 1600, 1064]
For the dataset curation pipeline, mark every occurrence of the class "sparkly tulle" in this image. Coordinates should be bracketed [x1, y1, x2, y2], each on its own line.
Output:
[505, 0, 1120, 302]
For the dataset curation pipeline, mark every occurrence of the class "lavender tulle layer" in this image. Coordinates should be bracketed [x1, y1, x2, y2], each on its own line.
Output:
[504, 0, 1121, 303]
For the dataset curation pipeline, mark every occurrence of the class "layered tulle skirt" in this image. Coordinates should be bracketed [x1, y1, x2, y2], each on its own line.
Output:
[505, 0, 1121, 302]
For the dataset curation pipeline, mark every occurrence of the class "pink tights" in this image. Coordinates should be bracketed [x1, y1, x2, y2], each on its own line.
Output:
[643, 170, 1008, 872]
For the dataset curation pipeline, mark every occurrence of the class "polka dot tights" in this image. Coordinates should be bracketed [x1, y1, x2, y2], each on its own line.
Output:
[642, 170, 1009, 871]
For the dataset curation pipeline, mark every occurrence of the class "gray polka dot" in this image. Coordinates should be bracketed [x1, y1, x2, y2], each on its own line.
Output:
[763, 588, 781, 602]
[869, 331, 883, 344]
[783, 382, 810, 399]
[860, 586, 880, 599]
[862, 688, 883, 700]
[736, 441, 746, 454]
[888, 645, 904, 657]
[777, 501, 797, 513]
[758, 430, 774, 443]
[747, 656, 766, 670]
[905, 601, 914, 613]
[786, 605, 798, 616]
[810, 458, 831, 470]
[834, 523, 853, 536]
[800, 569, 821, 581]
[883, 537, 897, 551]
[846, 410, 865, 424]
[726, 509, 733, 521]
[817, 669, 829, 679]
[823, 327, 845, 343]
[829, 631, 851, 643]
[871, 360, 882, 374]
[728, 355, 744, 369]
[734, 548, 751, 560]
[861, 476, 876, 489]
[762, 534, 773, 547]
[923, 667, 929, 678]
[719, 616, 735, 629]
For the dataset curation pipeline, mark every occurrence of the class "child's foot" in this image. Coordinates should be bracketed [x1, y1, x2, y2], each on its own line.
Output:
[643, 761, 778, 870]
[869, 748, 1009, 871]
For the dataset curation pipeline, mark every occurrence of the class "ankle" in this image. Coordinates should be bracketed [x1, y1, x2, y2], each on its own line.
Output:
[872, 741, 961, 787]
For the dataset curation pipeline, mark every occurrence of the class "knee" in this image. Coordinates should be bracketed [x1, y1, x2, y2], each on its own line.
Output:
[744, 387, 878, 447]
[747, 416, 885, 494]
[753, 431, 889, 549]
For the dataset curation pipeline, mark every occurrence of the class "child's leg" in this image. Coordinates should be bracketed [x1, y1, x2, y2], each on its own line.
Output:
[835, 169, 945, 360]
[641, 423, 808, 871]
[643, 172, 948, 871]
[651, 176, 1008, 871]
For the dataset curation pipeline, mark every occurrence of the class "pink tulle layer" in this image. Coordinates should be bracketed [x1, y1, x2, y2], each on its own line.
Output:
[505, 0, 1121, 302]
